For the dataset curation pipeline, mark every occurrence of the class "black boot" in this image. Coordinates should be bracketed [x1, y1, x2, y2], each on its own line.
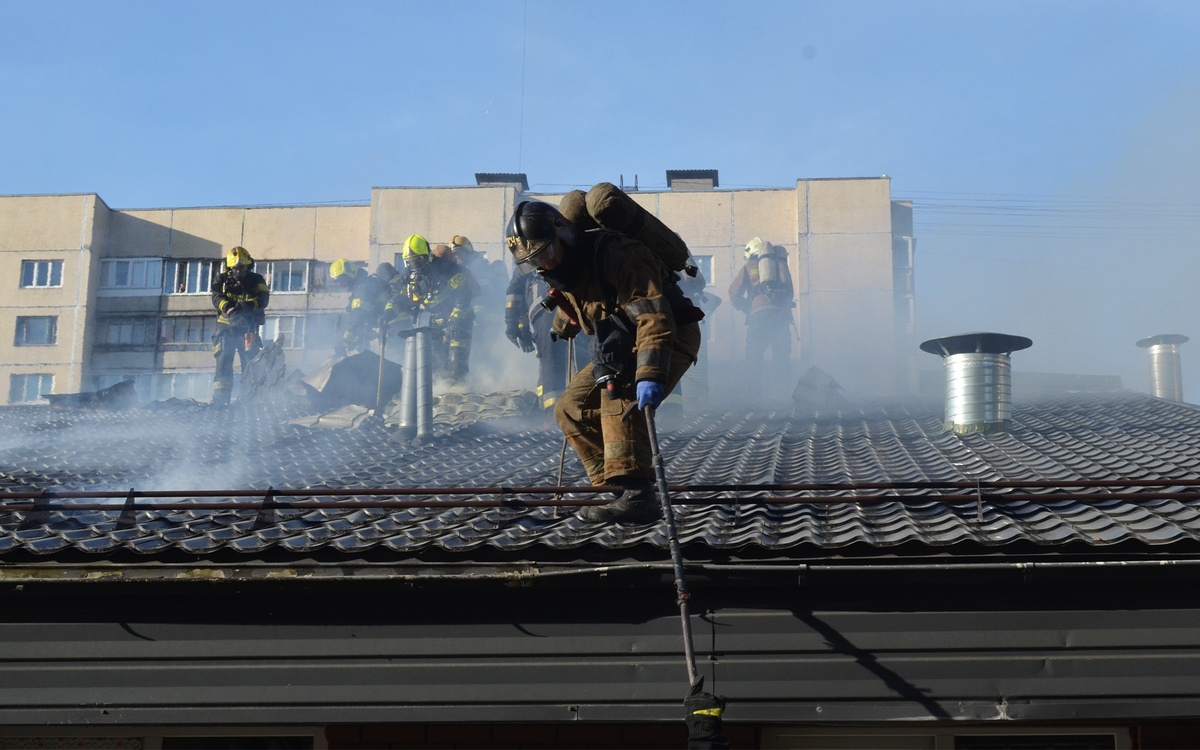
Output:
[576, 479, 661, 524]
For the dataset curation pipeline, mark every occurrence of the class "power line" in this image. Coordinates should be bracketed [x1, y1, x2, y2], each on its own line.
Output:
[897, 190, 1200, 241]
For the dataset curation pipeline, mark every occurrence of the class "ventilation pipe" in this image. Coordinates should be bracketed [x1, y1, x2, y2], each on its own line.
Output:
[397, 326, 434, 442]
[1136, 334, 1188, 402]
[920, 332, 1033, 435]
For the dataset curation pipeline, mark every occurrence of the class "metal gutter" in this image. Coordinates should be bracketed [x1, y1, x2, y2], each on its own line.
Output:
[3, 558, 1198, 585]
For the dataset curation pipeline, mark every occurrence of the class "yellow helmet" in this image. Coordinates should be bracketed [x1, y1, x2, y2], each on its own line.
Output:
[329, 258, 360, 281]
[449, 235, 474, 253]
[402, 234, 431, 261]
[744, 237, 768, 259]
[226, 246, 253, 268]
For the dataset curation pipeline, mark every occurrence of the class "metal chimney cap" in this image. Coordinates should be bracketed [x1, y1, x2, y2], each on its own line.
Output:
[1137, 333, 1189, 348]
[920, 332, 1033, 358]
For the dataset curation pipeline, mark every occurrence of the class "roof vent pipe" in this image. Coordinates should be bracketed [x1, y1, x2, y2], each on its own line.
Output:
[920, 332, 1033, 435]
[1136, 334, 1188, 402]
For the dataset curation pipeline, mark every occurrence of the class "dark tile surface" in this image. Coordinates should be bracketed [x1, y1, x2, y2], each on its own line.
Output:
[3, 392, 1200, 560]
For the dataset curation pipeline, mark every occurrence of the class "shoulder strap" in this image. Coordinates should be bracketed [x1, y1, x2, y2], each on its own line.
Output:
[590, 233, 619, 311]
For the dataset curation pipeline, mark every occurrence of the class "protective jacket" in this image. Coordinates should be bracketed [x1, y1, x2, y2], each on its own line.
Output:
[729, 254, 794, 316]
[210, 266, 269, 405]
[547, 231, 698, 385]
[211, 268, 269, 329]
[390, 256, 474, 383]
[342, 271, 391, 349]
[504, 268, 539, 350]
[392, 257, 469, 326]
[460, 249, 506, 309]
[543, 231, 701, 486]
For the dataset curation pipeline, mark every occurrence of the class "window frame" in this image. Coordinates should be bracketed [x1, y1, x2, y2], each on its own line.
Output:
[14, 316, 58, 346]
[95, 316, 158, 348]
[263, 315, 306, 349]
[263, 260, 310, 293]
[163, 259, 218, 295]
[688, 255, 713, 287]
[159, 316, 218, 349]
[98, 258, 164, 297]
[19, 260, 64, 289]
[9, 373, 53, 404]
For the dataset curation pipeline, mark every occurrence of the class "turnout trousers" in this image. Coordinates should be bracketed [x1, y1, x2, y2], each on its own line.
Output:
[555, 322, 701, 485]
[212, 322, 261, 404]
[533, 309, 592, 411]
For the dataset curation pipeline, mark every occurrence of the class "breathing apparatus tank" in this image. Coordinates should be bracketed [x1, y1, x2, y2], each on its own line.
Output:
[749, 240, 792, 302]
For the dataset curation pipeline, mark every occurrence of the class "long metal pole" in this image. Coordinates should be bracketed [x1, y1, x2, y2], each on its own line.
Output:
[553, 337, 575, 515]
[374, 319, 389, 417]
[644, 405, 698, 685]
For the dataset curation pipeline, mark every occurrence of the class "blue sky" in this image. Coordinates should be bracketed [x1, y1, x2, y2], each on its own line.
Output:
[3, 1, 1200, 393]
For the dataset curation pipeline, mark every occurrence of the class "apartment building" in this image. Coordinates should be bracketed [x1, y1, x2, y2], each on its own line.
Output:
[0, 173, 915, 405]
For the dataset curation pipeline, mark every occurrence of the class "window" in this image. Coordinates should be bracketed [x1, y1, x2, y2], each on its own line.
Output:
[310, 261, 333, 291]
[163, 259, 217, 295]
[305, 313, 343, 349]
[14, 316, 57, 346]
[692, 255, 713, 286]
[96, 317, 157, 347]
[148, 372, 214, 402]
[160, 316, 217, 349]
[263, 260, 308, 293]
[9, 373, 53, 403]
[263, 316, 305, 348]
[98, 258, 163, 296]
[20, 260, 63, 288]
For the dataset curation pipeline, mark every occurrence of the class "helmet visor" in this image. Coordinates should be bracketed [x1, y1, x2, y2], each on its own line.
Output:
[514, 237, 560, 273]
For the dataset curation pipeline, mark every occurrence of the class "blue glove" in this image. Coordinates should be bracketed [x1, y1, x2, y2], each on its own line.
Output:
[636, 380, 666, 410]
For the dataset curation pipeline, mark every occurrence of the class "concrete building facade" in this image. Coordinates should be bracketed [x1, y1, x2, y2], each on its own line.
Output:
[0, 175, 915, 405]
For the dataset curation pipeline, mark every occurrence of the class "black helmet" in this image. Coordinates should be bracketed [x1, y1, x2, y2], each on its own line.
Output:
[505, 201, 576, 272]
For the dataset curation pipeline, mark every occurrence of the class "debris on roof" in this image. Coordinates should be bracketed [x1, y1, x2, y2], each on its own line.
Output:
[44, 379, 138, 412]
[288, 404, 375, 430]
[300, 351, 402, 411]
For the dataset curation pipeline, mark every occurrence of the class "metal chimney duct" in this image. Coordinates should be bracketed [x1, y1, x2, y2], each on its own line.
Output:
[1136, 334, 1188, 402]
[920, 332, 1033, 435]
[397, 326, 434, 443]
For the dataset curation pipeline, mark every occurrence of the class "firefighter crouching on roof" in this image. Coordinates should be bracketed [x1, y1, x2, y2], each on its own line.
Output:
[505, 201, 702, 524]
[399, 235, 474, 385]
[211, 246, 270, 406]
[505, 265, 591, 417]
[329, 259, 392, 356]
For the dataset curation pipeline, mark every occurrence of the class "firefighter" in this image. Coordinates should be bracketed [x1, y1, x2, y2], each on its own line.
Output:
[210, 246, 270, 405]
[505, 201, 702, 524]
[449, 235, 507, 372]
[329, 258, 392, 356]
[449, 235, 506, 310]
[729, 237, 795, 391]
[505, 266, 590, 416]
[398, 235, 473, 385]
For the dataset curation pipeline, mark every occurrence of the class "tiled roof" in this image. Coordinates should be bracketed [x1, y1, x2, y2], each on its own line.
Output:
[3, 392, 1200, 561]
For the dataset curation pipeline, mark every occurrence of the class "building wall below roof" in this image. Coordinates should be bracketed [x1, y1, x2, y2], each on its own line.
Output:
[0, 576, 1197, 727]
